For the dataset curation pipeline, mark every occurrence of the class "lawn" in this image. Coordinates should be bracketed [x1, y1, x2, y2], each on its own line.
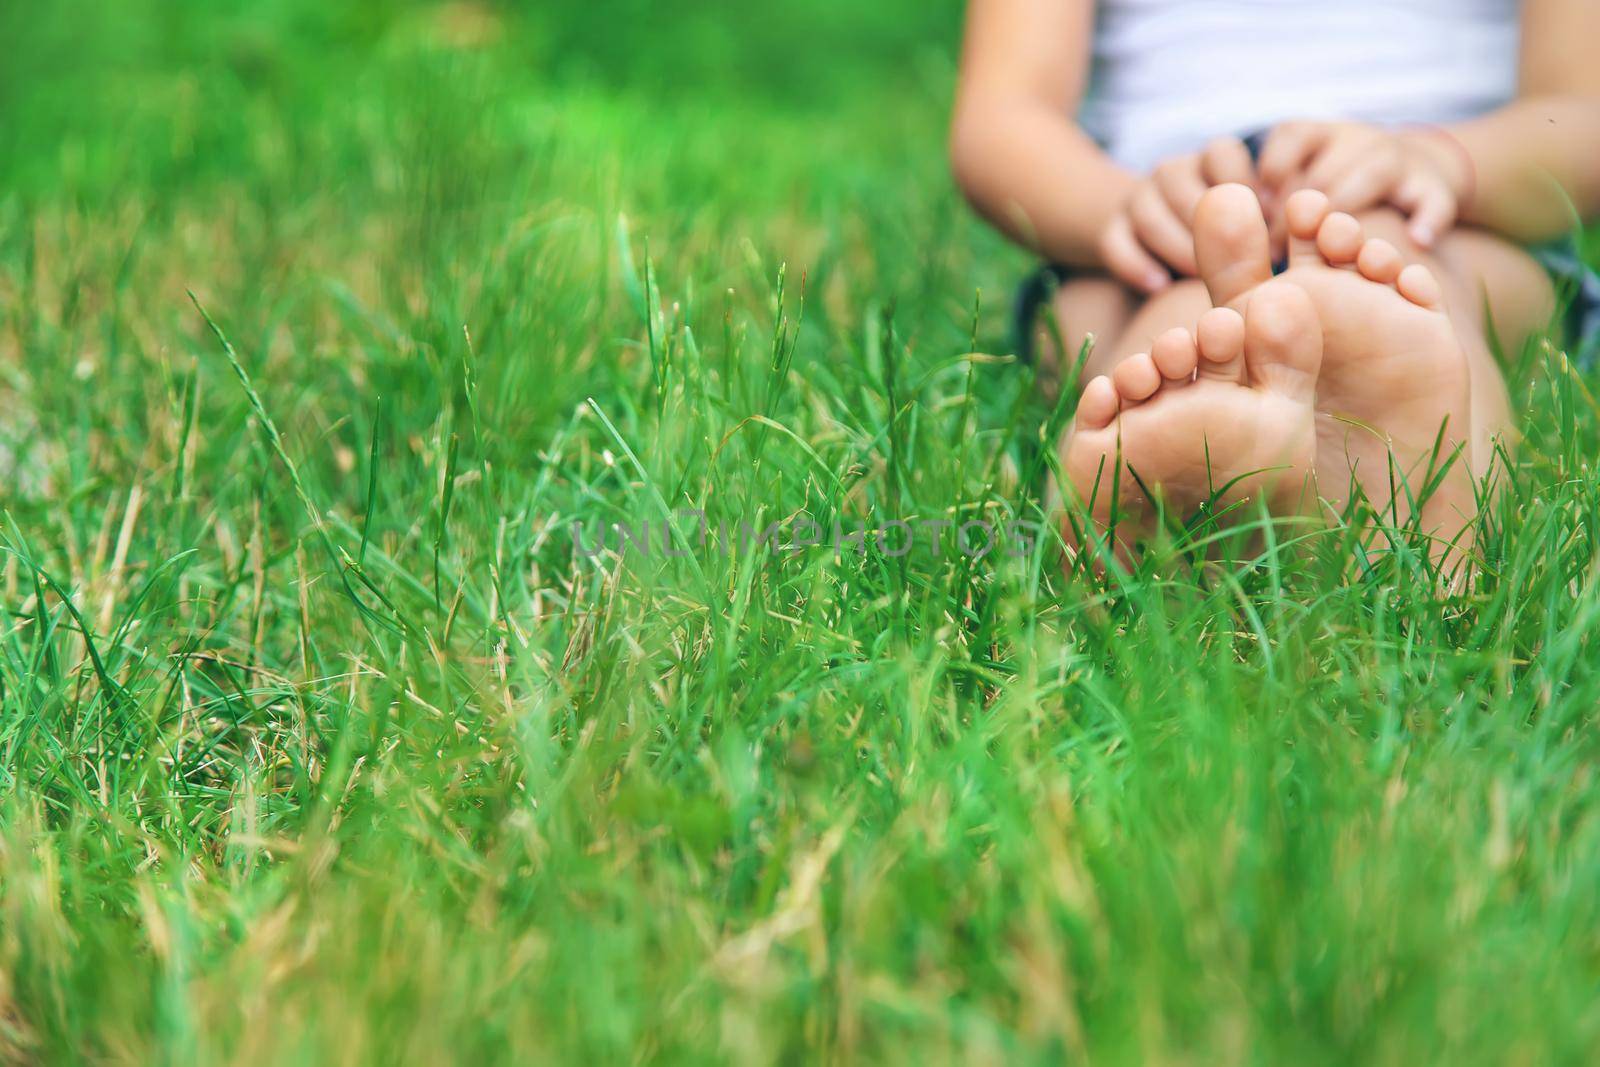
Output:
[3, 1, 1600, 1063]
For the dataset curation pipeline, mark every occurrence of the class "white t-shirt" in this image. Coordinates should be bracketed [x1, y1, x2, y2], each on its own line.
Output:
[1081, 0, 1522, 173]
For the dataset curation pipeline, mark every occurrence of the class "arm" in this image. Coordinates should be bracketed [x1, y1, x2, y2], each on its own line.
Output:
[952, 0, 1258, 289]
[952, 0, 1199, 292]
[1438, 0, 1600, 242]
[950, 0, 1128, 268]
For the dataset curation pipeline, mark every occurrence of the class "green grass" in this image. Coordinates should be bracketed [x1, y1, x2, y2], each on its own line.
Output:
[3, 1, 1600, 1062]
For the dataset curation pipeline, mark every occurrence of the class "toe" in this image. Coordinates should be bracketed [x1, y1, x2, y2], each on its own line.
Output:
[1151, 327, 1199, 382]
[1356, 238, 1404, 285]
[1285, 189, 1333, 263]
[1111, 351, 1162, 402]
[1315, 212, 1365, 264]
[1195, 307, 1247, 382]
[1242, 280, 1323, 398]
[1396, 263, 1444, 309]
[1074, 375, 1118, 430]
[1194, 184, 1274, 307]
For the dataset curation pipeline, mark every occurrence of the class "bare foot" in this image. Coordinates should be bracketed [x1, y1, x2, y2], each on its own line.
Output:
[1060, 274, 1322, 551]
[1270, 189, 1476, 540]
[1060, 182, 1478, 560]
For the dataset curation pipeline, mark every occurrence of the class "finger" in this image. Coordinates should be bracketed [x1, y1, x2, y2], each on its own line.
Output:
[1100, 213, 1172, 294]
[1323, 155, 1403, 214]
[1129, 184, 1198, 275]
[1305, 139, 1389, 198]
[1200, 137, 1256, 188]
[1257, 123, 1329, 187]
[1153, 158, 1209, 225]
[1393, 175, 1458, 249]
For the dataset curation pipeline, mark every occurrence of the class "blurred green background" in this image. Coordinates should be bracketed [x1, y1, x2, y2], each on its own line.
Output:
[6, 3, 1600, 1065]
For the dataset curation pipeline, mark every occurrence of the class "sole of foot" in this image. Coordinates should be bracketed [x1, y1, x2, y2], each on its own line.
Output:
[1061, 276, 1321, 557]
[1059, 183, 1478, 563]
[1272, 188, 1476, 542]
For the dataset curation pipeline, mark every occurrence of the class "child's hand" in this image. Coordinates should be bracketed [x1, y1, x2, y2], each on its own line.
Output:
[1257, 121, 1473, 248]
[1099, 138, 1256, 294]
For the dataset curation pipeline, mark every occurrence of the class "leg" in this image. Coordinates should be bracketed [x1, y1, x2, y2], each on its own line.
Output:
[1045, 277, 1214, 387]
[1429, 227, 1554, 481]
[1434, 227, 1556, 358]
[1036, 275, 1138, 397]
[1101, 280, 1217, 364]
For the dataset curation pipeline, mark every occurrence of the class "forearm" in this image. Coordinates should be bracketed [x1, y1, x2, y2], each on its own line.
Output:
[1438, 94, 1600, 243]
[950, 97, 1133, 268]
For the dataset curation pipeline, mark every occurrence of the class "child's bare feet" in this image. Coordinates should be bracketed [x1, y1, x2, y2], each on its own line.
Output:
[1061, 273, 1322, 548]
[1060, 182, 1478, 558]
[1273, 189, 1476, 536]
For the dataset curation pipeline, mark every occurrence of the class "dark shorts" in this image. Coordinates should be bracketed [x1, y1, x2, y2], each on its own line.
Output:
[1013, 132, 1600, 369]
